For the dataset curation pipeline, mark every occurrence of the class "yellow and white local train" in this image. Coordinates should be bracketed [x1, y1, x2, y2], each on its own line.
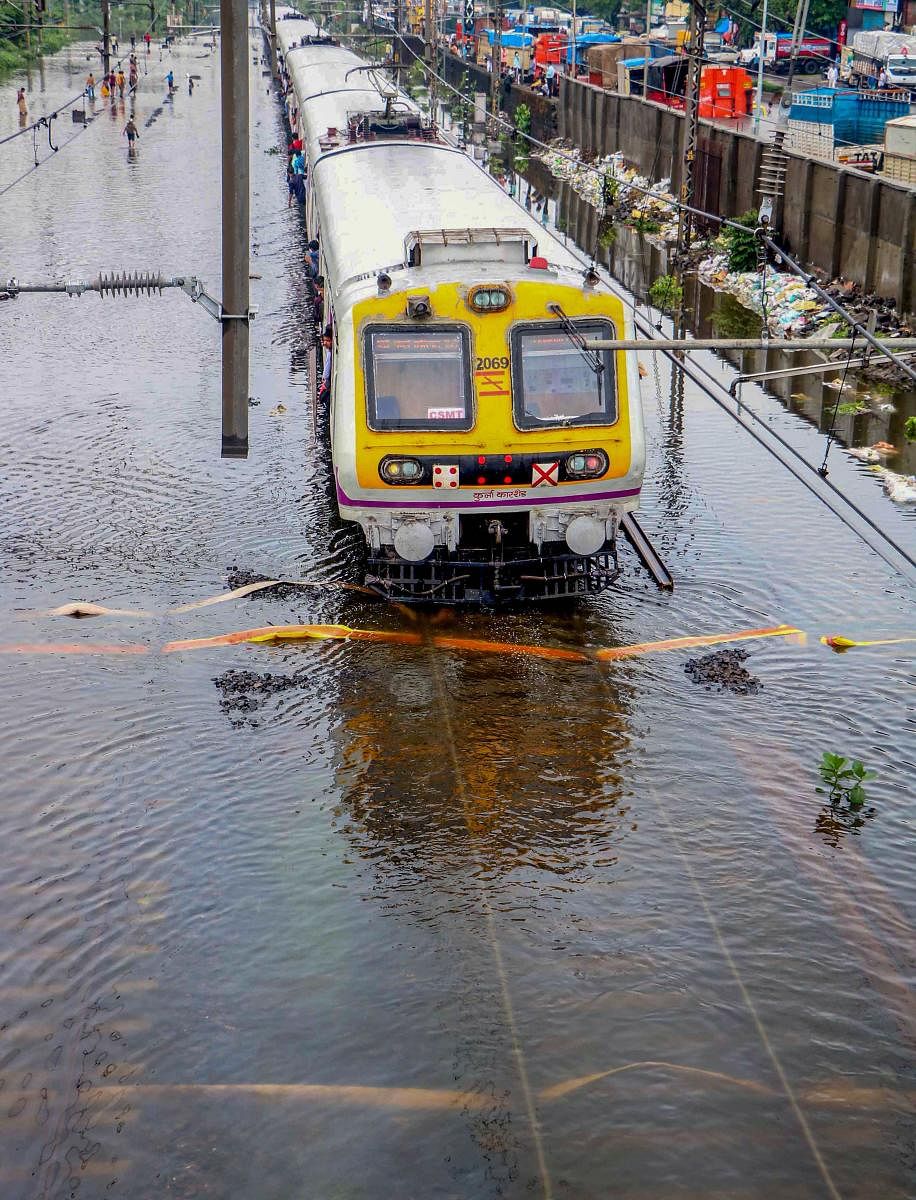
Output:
[275, 13, 644, 603]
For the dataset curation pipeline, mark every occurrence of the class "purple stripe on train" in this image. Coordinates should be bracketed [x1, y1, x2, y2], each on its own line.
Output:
[335, 472, 641, 510]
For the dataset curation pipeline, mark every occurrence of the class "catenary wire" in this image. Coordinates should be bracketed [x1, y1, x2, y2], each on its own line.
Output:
[0, 90, 87, 148]
[0, 12, 176, 203]
[423, 85, 916, 578]
[390, 32, 916, 390]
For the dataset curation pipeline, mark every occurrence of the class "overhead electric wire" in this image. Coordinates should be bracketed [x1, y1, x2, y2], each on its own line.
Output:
[0, 90, 87, 148]
[717, 2, 839, 68]
[368, 33, 916, 579]
[0, 120, 99, 200]
[818, 331, 857, 477]
[0, 10, 164, 203]
[392, 31, 916, 391]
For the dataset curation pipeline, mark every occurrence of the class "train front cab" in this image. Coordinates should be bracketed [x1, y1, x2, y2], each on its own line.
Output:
[337, 266, 644, 604]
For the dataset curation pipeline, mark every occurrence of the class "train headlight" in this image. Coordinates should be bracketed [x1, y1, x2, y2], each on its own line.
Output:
[565, 449, 608, 479]
[468, 285, 510, 313]
[380, 456, 424, 484]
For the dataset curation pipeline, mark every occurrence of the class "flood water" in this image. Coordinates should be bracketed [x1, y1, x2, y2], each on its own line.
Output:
[1, 27, 914, 1200]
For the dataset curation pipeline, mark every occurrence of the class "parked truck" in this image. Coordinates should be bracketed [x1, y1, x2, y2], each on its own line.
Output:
[841, 31, 916, 90]
[739, 31, 832, 75]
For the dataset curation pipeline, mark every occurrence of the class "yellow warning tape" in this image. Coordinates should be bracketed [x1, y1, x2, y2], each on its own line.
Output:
[5, 623, 912, 661]
[158, 622, 803, 660]
[820, 634, 916, 653]
[594, 624, 805, 661]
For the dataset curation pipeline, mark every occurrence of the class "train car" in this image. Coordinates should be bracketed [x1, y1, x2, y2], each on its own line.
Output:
[275, 13, 645, 603]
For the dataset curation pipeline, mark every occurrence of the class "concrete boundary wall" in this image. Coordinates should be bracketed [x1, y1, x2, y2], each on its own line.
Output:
[557, 77, 915, 318]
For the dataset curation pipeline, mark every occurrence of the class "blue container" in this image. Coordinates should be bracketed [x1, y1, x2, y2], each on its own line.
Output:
[790, 87, 910, 146]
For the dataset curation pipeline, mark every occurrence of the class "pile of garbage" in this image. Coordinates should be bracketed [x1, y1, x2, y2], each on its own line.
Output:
[536, 143, 680, 241]
[536, 140, 912, 348]
[695, 252, 831, 336]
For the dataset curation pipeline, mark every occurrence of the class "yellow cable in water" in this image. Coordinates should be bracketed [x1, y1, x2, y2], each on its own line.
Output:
[595, 623, 804, 661]
[821, 635, 916, 653]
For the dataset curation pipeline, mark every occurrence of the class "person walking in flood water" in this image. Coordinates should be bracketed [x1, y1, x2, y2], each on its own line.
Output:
[86, 72, 96, 99]
[166, 69, 175, 94]
[123, 115, 140, 153]
[144, 30, 151, 53]
[187, 74, 194, 95]
[117, 68, 126, 97]
[16, 87, 27, 124]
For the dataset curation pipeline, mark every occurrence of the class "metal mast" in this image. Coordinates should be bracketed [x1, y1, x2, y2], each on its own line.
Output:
[490, 0, 501, 124]
[102, 0, 111, 79]
[220, 0, 250, 457]
[784, 0, 812, 95]
[673, 0, 706, 264]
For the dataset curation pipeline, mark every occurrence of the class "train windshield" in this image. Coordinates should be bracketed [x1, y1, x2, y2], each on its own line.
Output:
[365, 327, 473, 431]
[511, 320, 617, 429]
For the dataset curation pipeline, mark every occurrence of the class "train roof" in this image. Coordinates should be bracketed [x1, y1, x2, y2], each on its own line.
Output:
[313, 142, 581, 290]
[275, 8, 584, 293]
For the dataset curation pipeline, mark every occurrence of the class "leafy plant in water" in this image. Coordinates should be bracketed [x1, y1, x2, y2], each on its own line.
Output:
[904, 416, 916, 442]
[648, 274, 683, 314]
[837, 400, 868, 415]
[631, 215, 661, 235]
[710, 294, 763, 339]
[598, 221, 618, 250]
[720, 210, 759, 274]
[513, 103, 531, 136]
[816, 752, 875, 809]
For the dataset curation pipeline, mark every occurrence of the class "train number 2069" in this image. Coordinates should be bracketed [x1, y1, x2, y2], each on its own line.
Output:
[475, 356, 510, 370]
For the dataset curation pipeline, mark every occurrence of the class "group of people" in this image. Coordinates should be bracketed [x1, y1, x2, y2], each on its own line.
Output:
[279, 132, 332, 402]
[85, 52, 141, 102]
[529, 62, 559, 96]
[286, 136, 307, 205]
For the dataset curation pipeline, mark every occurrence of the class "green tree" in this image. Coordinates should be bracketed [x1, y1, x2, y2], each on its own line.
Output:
[727, 0, 846, 40]
[583, 0, 624, 27]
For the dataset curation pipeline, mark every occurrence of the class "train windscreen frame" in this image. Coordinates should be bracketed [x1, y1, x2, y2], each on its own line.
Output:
[364, 325, 474, 431]
[510, 319, 617, 430]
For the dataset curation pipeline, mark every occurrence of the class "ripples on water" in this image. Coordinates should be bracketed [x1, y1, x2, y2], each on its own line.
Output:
[0, 33, 914, 1200]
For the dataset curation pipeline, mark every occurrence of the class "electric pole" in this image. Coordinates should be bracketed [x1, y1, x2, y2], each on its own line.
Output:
[489, 0, 501, 124]
[149, 1, 155, 35]
[102, 0, 111, 77]
[220, 0, 250, 457]
[571, 0, 576, 79]
[269, 0, 276, 75]
[392, 0, 401, 67]
[674, 0, 706, 265]
[784, 0, 811, 96]
[424, 0, 438, 114]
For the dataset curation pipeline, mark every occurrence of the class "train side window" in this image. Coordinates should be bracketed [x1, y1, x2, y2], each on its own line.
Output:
[364, 326, 474, 431]
[510, 320, 617, 429]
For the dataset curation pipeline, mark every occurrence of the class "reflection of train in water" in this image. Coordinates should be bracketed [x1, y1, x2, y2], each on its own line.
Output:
[275, 12, 645, 604]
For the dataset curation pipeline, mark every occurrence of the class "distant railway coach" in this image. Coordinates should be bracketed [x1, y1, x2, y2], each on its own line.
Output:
[274, 10, 645, 603]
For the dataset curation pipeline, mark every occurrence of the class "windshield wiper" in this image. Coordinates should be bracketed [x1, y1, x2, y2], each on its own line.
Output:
[547, 303, 604, 406]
